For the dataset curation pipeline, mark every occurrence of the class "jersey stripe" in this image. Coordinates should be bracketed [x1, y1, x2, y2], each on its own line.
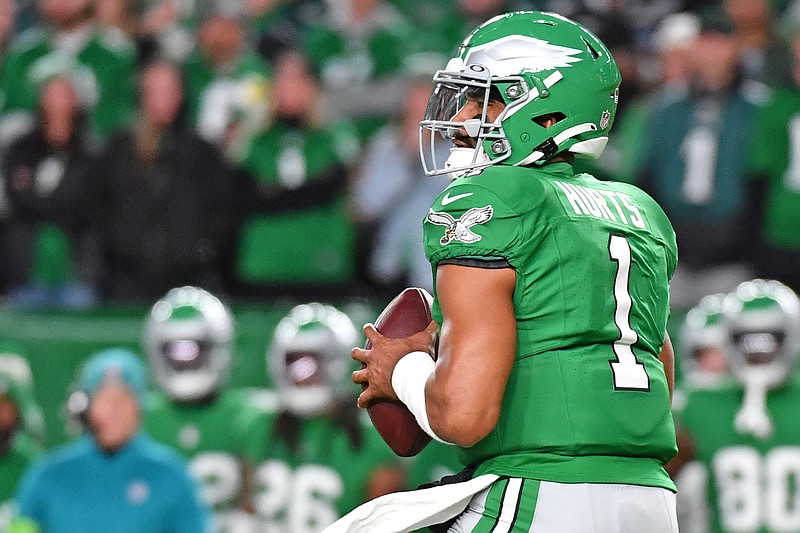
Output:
[492, 477, 523, 533]
[471, 479, 509, 532]
[515, 479, 540, 532]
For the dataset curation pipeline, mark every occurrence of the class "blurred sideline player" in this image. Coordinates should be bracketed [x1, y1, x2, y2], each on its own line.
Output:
[11, 348, 208, 533]
[667, 279, 800, 533]
[0, 352, 44, 531]
[244, 303, 405, 533]
[672, 294, 729, 533]
[143, 286, 269, 532]
[678, 293, 728, 389]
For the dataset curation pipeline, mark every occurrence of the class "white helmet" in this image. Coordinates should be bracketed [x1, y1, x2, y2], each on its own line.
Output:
[680, 293, 727, 382]
[269, 303, 358, 417]
[723, 279, 800, 389]
[145, 286, 234, 402]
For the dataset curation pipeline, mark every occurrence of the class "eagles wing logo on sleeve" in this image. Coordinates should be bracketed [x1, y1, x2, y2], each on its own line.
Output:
[427, 205, 494, 245]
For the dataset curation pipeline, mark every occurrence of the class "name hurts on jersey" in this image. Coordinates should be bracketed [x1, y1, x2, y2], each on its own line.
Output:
[555, 181, 646, 228]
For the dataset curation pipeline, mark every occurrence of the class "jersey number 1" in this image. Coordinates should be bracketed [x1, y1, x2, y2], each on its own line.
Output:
[608, 235, 650, 391]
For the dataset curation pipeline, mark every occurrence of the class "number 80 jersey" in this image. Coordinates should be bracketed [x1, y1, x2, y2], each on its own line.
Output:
[677, 378, 800, 533]
[423, 163, 678, 491]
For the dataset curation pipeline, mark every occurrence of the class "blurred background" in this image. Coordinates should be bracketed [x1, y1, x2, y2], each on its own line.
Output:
[1, 0, 800, 531]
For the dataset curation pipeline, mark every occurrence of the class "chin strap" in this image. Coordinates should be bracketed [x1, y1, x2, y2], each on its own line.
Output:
[514, 122, 598, 167]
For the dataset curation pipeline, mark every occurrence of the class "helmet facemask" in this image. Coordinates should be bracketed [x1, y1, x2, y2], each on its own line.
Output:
[420, 64, 521, 180]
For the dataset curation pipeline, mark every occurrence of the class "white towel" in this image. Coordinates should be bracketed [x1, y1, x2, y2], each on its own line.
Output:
[322, 474, 500, 533]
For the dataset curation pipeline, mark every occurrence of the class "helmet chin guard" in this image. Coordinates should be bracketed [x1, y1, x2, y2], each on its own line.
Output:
[419, 11, 621, 177]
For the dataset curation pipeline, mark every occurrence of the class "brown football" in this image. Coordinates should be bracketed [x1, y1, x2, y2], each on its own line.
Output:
[363, 287, 435, 457]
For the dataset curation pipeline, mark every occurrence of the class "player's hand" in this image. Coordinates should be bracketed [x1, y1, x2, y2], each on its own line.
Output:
[352, 321, 438, 409]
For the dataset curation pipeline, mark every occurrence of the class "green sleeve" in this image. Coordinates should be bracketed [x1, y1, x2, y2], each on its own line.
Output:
[0, 46, 37, 112]
[423, 183, 520, 268]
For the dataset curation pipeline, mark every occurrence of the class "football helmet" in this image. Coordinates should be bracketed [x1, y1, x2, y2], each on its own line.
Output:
[0, 352, 45, 447]
[680, 293, 727, 382]
[420, 11, 621, 179]
[145, 286, 234, 402]
[723, 279, 800, 388]
[269, 303, 358, 417]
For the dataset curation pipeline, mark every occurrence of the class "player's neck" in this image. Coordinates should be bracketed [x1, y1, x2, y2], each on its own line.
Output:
[547, 152, 574, 164]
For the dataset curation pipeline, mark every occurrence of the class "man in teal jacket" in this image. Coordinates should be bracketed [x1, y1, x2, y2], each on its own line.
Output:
[10, 348, 209, 533]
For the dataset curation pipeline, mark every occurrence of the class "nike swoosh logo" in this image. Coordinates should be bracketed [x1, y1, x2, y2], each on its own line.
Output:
[441, 192, 474, 206]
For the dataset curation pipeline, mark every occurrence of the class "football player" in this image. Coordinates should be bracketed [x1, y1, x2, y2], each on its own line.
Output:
[0, 353, 44, 531]
[669, 279, 800, 533]
[340, 10, 680, 533]
[673, 294, 729, 533]
[143, 286, 269, 532]
[246, 303, 404, 533]
[679, 293, 729, 388]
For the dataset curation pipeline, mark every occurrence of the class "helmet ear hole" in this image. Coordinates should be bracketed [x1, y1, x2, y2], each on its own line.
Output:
[532, 112, 566, 128]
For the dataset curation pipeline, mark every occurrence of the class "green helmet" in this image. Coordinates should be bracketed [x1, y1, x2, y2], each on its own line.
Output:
[680, 293, 727, 376]
[145, 286, 234, 402]
[723, 279, 800, 389]
[420, 11, 621, 179]
[269, 303, 358, 417]
[0, 352, 45, 446]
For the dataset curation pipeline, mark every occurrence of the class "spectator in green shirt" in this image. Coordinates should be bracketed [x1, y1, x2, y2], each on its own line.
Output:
[183, 11, 272, 162]
[0, 0, 137, 143]
[233, 48, 360, 298]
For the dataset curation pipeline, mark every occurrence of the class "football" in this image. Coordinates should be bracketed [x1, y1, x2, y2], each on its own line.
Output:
[364, 287, 435, 457]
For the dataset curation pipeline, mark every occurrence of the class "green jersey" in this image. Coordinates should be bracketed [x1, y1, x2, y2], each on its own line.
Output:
[0, 434, 41, 532]
[677, 376, 800, 533]
[236, 120, 358, 285]
[0, 27, 136, 139]
[143, 388, 271, 532]
[749, 87, 800, 249]
[246, 410, 400, 533]
[423, 163, 678, 491]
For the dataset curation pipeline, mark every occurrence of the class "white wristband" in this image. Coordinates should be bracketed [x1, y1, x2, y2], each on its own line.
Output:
[391, 351, 453, 445]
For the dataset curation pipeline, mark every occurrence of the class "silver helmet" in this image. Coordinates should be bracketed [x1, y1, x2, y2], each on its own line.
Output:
[269, 303, 358, 417]
[723, 279, 800, 389]
[145, 286, 234, 402]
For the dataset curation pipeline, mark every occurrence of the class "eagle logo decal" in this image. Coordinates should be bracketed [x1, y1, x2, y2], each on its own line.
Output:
[427, 205, 494, 245]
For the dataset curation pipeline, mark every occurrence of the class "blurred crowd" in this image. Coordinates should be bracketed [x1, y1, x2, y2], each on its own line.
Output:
[0, 0, 797, 311]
